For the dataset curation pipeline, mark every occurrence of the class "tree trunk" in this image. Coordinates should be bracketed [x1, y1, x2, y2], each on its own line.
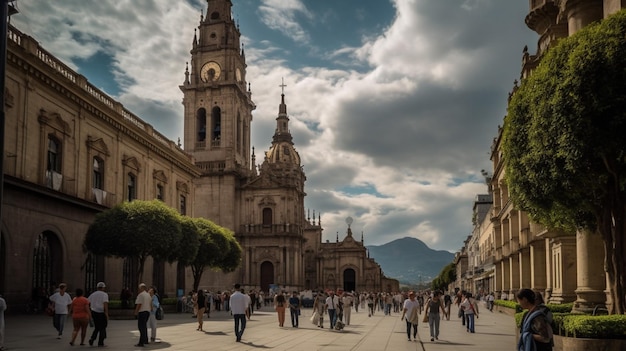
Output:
[137, 256, 147, 284]
[191, 265, 204, 292]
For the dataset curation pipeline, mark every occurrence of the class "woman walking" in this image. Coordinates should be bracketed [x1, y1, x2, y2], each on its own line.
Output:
[69, 288, 91, 346]
[196, 289, 207, 331]
[400, 291, 420, 342]
[313, 291, 326, 328]
[274, 291, 286, 327]
[424, 291, 447, 341]
[460, 292, 479, 333]
[148, 287, 160, 342]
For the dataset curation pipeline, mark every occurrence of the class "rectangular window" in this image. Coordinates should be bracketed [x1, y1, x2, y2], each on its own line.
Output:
[46, 136, 63, 190]
[128, 173, 136, 201]
[180, 194, 186, 215]
[157, 184, 164, 201]
[93, 158, 103, 190]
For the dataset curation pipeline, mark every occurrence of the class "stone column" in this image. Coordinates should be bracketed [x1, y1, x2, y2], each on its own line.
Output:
[549, 236, 577, 304]
[573, 228, 607, 313]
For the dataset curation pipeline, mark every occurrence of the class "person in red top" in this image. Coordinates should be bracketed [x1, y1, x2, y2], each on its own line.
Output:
[69, 288, 92, 346]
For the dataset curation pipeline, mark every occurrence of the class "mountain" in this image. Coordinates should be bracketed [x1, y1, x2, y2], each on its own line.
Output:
[366, 237, 454, 285]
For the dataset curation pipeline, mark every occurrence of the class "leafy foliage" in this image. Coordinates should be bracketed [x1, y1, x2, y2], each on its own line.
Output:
[502, 9, 626, 313]
[85, 200, 183, 280]
[431, 262, 456, 291]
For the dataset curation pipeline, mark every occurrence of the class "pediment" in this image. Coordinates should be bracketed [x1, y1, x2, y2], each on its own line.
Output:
[176, 181, 189, 193]
[243, 173, 283, 189]
[87, 136, 110, 156]
[153, 169, 168, 183]
[258, 195, 276, 207]
[122, 155, 142, 172]
[38, 109, 71, 135]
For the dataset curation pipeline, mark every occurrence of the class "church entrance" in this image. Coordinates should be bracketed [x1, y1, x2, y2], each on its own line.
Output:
[32, 231, 63, 297]
[260, 261, 274, 293]
[343, 268, 356, 292]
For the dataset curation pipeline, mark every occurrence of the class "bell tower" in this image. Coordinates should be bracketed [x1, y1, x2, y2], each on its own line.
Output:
[180, 0, 255, 226]
[180, 0, 255, 170]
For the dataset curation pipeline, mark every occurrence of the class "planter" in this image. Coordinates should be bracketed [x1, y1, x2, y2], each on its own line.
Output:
[554, 335, 626, 351]
[494, 305, 517, 316]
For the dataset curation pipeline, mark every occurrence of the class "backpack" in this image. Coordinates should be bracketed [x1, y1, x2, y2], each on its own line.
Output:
[155, 305, 164, 320]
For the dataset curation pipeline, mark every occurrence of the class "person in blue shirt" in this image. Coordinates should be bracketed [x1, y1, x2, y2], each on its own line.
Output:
[288, 291, 301, 328]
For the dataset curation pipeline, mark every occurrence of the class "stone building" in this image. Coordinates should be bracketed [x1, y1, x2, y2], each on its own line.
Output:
[0, 0, 397, 311]
[454, 0, 623, 312]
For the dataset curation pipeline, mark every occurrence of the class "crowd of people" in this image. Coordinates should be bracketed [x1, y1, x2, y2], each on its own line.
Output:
[0, 283, 555, 350]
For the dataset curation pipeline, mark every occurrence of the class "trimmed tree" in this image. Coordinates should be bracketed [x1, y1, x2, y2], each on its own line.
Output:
[84, 200, 183, 282]
[502, 10, 626, 314]
[188, 217, 242, 290]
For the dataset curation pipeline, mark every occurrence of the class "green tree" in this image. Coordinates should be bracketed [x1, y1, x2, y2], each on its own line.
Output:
[432, 263, 456, 291]
[188, 217, 242, 290]
[84, 200, 183, 281]
[502, 10, 626, 314]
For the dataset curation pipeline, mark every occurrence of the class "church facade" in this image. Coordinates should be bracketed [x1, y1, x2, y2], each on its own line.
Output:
[0, 0, 397, 310]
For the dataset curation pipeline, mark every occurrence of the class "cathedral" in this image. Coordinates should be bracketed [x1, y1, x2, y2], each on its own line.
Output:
[0, 0, 397, 310]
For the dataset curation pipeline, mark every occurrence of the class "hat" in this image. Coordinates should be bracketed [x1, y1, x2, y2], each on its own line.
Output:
[96, 282, 106, 288]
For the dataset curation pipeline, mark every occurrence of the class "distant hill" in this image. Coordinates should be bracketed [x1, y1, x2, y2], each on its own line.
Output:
[366, 237, 454, 285]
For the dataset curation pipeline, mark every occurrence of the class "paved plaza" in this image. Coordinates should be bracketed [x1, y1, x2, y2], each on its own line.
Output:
[3, 303, 517, 350]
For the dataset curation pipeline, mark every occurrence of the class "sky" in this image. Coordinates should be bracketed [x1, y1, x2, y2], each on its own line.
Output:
[9, 0, 538, 253]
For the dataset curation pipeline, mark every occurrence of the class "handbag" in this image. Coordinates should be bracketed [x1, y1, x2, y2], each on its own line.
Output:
[422, 311, 429, 323]
[408, 308, 420, 325]
[156, 306, 164, 320]
[45, 302, 55, 316]
[310, 310, 319, 325]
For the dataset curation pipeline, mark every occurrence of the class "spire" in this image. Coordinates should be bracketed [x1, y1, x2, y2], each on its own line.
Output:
[272, 78, 293, 144]
[184, 62, 190, 85]
[251, 146, 257, 175]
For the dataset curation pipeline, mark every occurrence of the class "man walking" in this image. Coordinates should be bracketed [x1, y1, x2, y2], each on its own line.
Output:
[87, 282, 109, 347]
[49, 283, 72, 339]
[230, 284, 248, 342]
[288, 291, 301, 328]
[134, 283, 151, 347]
[325, 291, 339, 329]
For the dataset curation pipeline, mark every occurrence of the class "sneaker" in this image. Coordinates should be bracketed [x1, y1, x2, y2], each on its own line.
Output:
[408, 338, 411, 341]
[431, 337, 434, 341]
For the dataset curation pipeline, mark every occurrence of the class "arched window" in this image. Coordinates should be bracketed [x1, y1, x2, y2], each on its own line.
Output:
[210, 12, 220, 20]
[212, 107, 222, 141]
[263, 208, 272, 226]
[197, 108, 207, 142]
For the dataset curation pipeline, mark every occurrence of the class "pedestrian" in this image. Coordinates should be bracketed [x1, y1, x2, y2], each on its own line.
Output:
[425, 291, 447, 341]
[274, 291, 286, 327]
[443, 293, 452, 319]
[460, 292, 479, 333]
[456, 290, 465, 326]
[148, 287, 160, 343]
[313, 291, 326, 328]
[133, 283, 151, 347]
[87, 282, 109, 347]
[196, 289, 207, 331]
[517, 288, 553, 351]
[49, 283, 72, 339]
[288, 291, 301, 328]
[341, 292, 354, 325]
[400, 291, 420, 342]
[366, 293, 375, 317]
[229, 283, 247, 342]
[0, 294, 6, 351]
[325, 291, 340, 329]
[486, 292, 495, 312]
[68, 288, 91, 346]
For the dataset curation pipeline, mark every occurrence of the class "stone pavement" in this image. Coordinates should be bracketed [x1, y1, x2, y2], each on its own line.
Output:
[3, 303, 517, 350]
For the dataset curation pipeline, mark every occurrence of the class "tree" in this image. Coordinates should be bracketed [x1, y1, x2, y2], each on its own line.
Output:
[85, 200, 183, 282]
[502, 10, 626, 314]
[187, 217, 242, 290]
[432, 263, 456, 291]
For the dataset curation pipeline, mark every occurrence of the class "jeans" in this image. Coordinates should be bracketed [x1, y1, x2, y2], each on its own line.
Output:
[137, 311, 150, 345]
[53, 313, 67, 335]
[328, 309, 337, 329]
[90, 311, 107, 345]
[428, 313, 441, 338]
[465, 313, 475, 333]
[290, 308, 299, 327]
[148, 313, 157, 340]
[233, 314, 246, 341]
[406, 320, 417, 340]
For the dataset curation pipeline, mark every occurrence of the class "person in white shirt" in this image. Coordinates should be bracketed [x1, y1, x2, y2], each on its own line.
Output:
[401, 291, 420, 342]
[49, 283, 72, 339]
[134, 283, 152, 347]
[325, 291, 340, 329]
[230, 284, 248, 342]
[87, 282, 109, 347]
[341, 293, 354, 325]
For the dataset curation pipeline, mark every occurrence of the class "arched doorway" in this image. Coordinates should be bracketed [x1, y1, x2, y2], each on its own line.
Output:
[260, 261, 274, 293]
[32, 231, 63, 296]
[343, 268, 356, 292]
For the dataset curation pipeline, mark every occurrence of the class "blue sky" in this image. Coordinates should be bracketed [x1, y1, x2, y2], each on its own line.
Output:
[10, 0, 538, 252]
